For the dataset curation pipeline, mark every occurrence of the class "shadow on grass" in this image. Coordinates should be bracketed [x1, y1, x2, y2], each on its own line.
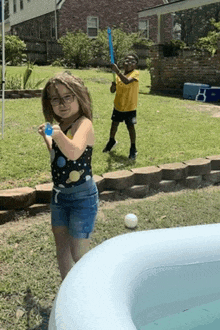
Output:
[145, 91, 183, 100]
[23, 287, 51, 330]
[105, 150, 136, 173]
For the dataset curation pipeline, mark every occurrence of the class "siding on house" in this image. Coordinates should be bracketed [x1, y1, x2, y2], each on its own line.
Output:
[9, 0, 57, 26]
[11, 11, 56, 40]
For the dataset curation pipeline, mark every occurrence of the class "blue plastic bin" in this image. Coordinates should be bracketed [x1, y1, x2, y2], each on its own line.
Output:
[183, 83, 210, 100]
[205, 88, 220, 102]
[196, 87, 220, 103]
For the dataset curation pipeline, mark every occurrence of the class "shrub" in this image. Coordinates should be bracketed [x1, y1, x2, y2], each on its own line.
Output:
[58, 27, 154, 68]
[110, 27, 134, 65]
[0, 35, 27, 65]
[92, 26, 135, 67]
[58, 30, 93, 68]
[91, 31, 108, 62]
[146, 58, 152, 71]
[51, 58, 67, 67]
[130, 31, 154, 48]
[0, 63, 46, 90]
[195, 19, 220, 55]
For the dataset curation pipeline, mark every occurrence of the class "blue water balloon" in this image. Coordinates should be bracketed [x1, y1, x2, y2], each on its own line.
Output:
[44, 123, 54, 136]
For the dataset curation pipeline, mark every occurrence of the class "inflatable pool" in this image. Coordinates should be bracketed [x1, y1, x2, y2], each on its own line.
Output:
[49, 224, 220, 329]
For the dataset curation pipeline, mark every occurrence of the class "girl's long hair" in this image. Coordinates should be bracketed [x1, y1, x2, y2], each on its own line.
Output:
[42, 72, 92, 123]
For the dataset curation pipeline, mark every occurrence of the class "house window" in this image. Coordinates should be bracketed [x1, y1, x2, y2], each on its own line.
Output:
[87, 17, 99, 37]
[138, 20, 149, 39]
[20, 0, 23, 10]
[13, 0, 17, 13]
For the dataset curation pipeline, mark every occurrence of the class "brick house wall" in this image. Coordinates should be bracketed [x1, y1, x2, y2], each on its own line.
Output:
[11, 12, 56, 41]
[10, 0, 173, 44]
[58, 0, 173, 43]
[8, 0, 174, 65]
[149, 44, 220, 94]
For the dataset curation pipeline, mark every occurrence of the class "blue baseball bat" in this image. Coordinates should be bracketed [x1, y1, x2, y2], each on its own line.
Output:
[107, 27, 116, 82]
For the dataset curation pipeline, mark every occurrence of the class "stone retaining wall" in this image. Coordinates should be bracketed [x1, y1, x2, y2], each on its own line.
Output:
[0, 89, 43, 99]
[1, 155, 220, 224]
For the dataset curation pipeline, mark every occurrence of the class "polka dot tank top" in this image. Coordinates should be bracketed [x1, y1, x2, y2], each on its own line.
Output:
[51, 126, 93, 188]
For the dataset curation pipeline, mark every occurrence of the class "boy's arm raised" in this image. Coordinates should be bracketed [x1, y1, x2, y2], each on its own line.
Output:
[111, 64, 137, 85]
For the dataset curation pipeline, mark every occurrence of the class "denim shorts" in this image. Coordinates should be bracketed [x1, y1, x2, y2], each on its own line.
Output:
[50, 178, 99, 239]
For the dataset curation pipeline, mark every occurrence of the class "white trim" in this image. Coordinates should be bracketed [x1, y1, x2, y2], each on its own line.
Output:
[139, 0, 220, 18]
[9, 0, 66, 26]
[57, 0, 66, 10]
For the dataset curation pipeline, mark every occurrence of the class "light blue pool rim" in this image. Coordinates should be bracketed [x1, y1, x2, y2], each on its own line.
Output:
[49, 223, 220, 329]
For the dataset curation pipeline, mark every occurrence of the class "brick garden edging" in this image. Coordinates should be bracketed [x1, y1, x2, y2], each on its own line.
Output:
[1, 155, 220, 224]
[0, 89, 42, 99]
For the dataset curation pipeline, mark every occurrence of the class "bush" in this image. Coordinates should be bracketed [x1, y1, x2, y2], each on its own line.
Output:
[92, 26, 136, 67]
[195, 19, 220, 55]
[58, 27, 154, 68]
[146, 58, 152, 71]
[130, 31, 154, 48]
[91, 30, 108, 62]
[0, 35, 27, 65]
[58, 30, 93, 68]
[109, 27, 134, 65]
[51, 58, 67, 67]
[0, 62, 46, 90]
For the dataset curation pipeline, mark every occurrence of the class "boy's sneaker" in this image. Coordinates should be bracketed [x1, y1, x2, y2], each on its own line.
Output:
[129, 147, 138, 160]
[103, 139, 118, 153]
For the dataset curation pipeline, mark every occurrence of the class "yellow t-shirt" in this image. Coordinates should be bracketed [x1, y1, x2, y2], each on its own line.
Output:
[114, 70, 139, 112]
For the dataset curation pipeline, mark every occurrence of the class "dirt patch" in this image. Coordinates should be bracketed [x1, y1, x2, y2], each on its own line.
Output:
[0, 210, 51, 236]
[185, 102, 220, 117]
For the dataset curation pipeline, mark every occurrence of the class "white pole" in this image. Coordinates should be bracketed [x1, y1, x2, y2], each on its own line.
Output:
[1, 0, 5, 139]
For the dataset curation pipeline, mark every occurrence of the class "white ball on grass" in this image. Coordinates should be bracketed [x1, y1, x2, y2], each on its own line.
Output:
[124, 214, 138, 229]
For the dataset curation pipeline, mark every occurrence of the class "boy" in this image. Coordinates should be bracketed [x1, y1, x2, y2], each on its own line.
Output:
[103, 53, 139, 160]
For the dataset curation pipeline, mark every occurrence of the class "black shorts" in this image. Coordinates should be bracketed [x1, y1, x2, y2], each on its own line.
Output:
[111, 108, 137, 125]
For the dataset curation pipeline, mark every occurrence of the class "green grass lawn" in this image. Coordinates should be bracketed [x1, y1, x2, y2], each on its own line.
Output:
[1, 65, 220, 189]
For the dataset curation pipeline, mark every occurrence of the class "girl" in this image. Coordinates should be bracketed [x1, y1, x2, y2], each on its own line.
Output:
[38, 72, 99, 281]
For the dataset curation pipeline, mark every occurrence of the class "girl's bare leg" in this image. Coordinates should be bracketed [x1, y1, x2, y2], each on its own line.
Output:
[52, 226, 74, 281]
[69, 237, 91, 263]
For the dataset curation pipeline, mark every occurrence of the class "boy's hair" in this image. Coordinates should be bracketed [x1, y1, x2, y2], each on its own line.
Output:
[125, 53, 139, 64]
[42, 72, 92, 123]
